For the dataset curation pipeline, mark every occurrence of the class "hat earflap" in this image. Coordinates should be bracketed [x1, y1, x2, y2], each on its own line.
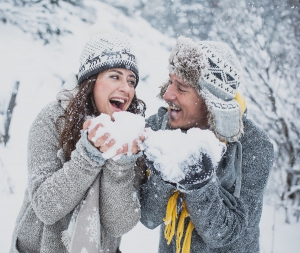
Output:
[201, 89, 244, 142]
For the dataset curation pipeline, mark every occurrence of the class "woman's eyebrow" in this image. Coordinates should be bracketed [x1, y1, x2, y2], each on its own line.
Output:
[108, 69, 136, 79]
[128, 74, 136, 79]
[108, 69, 123, 75]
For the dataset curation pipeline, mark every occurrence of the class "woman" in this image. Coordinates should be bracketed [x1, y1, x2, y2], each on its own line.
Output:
[10, 30, 146, 253]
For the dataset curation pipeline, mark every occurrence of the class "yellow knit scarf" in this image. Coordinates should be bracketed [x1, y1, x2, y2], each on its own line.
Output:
[235, 91, 247, 115]
[163, 191, 195, 253]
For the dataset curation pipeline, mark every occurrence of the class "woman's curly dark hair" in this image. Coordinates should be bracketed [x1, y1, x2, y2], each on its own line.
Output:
[58, 74, 146, 161]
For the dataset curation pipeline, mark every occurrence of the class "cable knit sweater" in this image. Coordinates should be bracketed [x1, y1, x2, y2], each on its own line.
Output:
[140, 107, 274, 253]
[10, 100, 144, 253]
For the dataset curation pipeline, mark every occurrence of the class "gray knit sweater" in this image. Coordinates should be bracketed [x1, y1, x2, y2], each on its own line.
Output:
[140, 107, 274, 253]
[10, 101, 144, 253]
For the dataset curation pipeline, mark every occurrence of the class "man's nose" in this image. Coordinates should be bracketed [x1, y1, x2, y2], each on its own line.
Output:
[163, 84, 176, 101]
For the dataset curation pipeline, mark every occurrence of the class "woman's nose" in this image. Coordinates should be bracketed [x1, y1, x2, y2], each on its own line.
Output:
[119, 79, 131, 93]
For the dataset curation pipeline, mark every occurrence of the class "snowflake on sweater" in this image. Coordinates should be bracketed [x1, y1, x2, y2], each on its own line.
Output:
[80, 248, 88, 253]
[88, 187, 95, 196]
[86, 207, 100, 249]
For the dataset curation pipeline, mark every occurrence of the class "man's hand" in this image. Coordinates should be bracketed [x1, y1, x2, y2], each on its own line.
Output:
[177, 153, 215, 191]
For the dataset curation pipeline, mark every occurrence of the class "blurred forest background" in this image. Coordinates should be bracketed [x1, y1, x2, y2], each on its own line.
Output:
[0, 0, 300, 240]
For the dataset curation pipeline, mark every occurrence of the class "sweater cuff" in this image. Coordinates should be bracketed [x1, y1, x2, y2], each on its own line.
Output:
[178, 174, 217, 194]
[176, 177, 212, 192]
[79, 131, 106, 166]
[105, 153, 141, 173]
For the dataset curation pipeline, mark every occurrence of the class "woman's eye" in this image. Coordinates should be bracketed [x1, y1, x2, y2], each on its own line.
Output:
[127, 78, 136, 87]
[110, 75, 119, 79]
[128, 80, 136, 87]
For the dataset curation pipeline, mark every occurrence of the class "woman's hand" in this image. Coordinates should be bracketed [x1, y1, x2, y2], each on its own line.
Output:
[83, 119, 145, 157]
[131, 135, 145, 154]
[83, 119, 116, 153]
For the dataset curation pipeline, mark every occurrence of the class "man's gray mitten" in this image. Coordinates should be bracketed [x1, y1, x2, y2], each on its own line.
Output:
[177, 153, 215, 191]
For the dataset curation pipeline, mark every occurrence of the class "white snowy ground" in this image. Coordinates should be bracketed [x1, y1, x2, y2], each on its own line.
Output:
[0, 1, 300, 252]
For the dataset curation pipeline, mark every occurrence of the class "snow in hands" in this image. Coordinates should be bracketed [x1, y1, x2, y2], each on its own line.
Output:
[88, 111, 145, 160]
[144, 128, 226, 183]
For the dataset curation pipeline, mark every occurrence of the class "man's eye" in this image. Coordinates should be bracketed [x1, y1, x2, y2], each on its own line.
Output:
[177, 85, 185, 93]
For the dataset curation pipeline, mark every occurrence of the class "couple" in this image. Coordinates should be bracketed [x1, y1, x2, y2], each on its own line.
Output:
[10, 30, 274, 253]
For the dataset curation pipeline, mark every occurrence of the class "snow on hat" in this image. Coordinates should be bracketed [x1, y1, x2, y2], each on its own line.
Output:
[77, 27, 139, 86]
[161, 36, 245, 142]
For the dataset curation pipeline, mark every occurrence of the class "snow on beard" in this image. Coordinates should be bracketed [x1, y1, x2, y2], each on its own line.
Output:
[144, 128, 226, 184]
[88, 111, 145, 160]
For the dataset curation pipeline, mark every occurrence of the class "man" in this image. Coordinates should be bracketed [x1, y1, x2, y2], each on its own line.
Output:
[140, 36, 274, 253]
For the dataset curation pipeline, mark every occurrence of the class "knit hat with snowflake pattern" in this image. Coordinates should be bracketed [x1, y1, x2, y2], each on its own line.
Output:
[78, 29, 139, 86]
[159, 36, 246, 142]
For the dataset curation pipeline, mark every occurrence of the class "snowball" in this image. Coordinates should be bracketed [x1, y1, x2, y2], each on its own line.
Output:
[88, 111, 145, 160]
[144, 127, 226, 183]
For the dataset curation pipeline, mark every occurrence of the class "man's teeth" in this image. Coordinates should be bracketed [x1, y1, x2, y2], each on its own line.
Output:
[170, 104, 180, 111]
[110, 98, 125, 103]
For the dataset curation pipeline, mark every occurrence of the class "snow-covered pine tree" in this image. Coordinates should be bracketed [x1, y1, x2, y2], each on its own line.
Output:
[0, 0, 94, 44]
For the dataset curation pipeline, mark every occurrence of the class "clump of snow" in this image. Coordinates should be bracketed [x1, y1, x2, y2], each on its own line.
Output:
[144, 128, 226, 183]
[88, 111, 145, 160]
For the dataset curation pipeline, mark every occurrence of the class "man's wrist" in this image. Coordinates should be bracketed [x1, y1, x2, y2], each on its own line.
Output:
[177, 177, 212, 191]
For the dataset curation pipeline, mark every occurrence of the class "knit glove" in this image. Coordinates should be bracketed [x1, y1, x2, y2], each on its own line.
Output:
[144, 152, 215, 191]
[177, 152, 215, 191]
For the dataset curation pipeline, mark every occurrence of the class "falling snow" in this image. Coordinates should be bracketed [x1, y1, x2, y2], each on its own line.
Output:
[1, 0, 300, 252]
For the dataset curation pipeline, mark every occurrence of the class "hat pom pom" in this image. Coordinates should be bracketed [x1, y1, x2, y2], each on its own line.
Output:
[89, 23, 114, 37]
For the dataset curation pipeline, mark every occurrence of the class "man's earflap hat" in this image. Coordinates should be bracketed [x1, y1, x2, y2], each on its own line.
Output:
[160, 36, 246, 142]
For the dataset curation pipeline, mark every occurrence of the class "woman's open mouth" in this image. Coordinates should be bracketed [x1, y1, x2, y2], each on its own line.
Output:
[109, 98, 126, 111]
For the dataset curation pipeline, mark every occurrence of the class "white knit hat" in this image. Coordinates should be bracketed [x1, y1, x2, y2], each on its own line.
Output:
[161, 36, 244, 142]
[78, 31, 139, 86]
